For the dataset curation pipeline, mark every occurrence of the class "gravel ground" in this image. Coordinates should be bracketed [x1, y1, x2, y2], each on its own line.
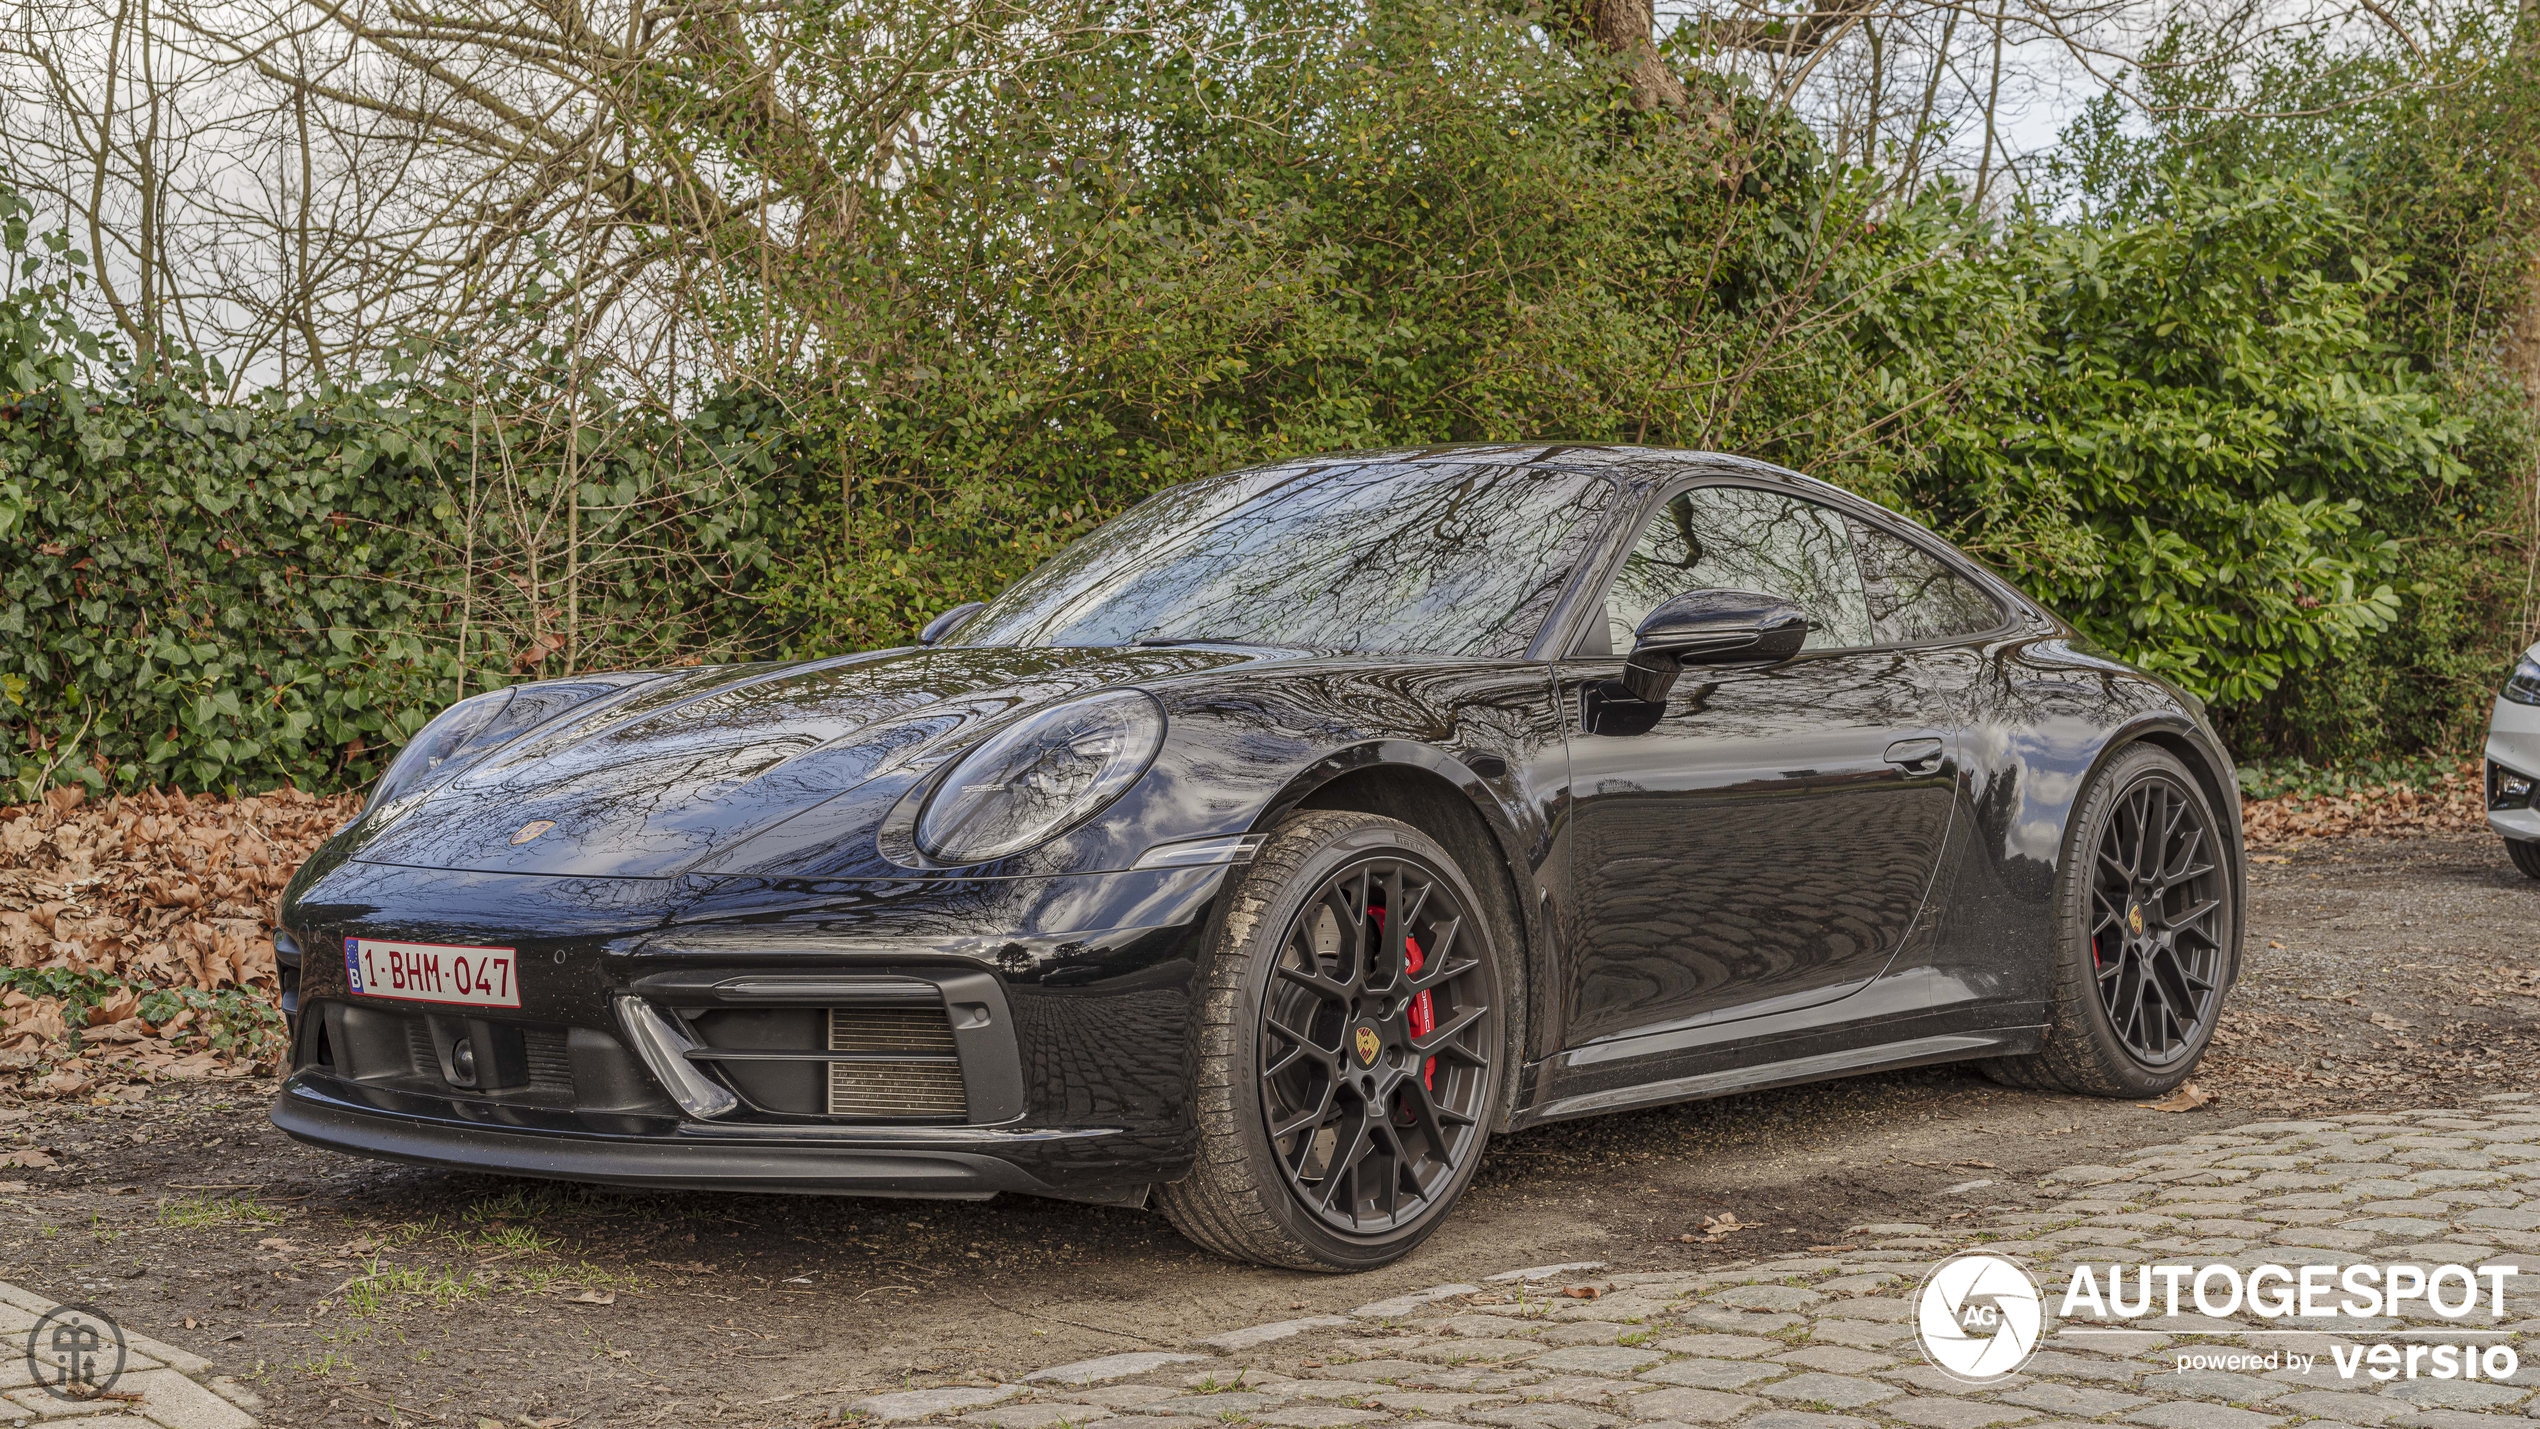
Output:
[0, 832, 2522, 1427]
[831, 1107, 2540, 1429]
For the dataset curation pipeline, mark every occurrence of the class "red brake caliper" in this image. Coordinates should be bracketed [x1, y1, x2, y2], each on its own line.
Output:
[1370, 907, 1437, 1090]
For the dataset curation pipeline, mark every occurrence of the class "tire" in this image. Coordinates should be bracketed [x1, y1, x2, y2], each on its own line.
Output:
[1158, 810, 1510, 1270]
[1981, 744, 2236, 1098]
[2508, 840, 2540, 880]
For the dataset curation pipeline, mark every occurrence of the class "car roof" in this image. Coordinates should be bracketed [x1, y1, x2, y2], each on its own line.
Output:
[1275, 443, 1819, 498]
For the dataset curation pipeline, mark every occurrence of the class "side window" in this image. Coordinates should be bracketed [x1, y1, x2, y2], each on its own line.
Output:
[1603, 486, 1874, 653]
[1846, 518, 2003, 644]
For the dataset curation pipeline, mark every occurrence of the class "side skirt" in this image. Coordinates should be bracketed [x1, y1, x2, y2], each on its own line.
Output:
[1509, 1023, 2047, 1128]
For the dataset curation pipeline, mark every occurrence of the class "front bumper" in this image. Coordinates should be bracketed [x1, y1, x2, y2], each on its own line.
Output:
[273, 860, 1240, 1198]
[2487, 695, 2540, 840]
[273, 1072, 1132, 1198]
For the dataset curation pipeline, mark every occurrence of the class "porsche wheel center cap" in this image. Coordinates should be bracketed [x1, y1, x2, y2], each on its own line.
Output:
[2125, 902, 2146, 937]
[1352, 1025, 1383, 1067]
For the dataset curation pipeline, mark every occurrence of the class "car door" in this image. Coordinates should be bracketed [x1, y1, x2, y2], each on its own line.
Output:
[1555, 480, 1964, 1047]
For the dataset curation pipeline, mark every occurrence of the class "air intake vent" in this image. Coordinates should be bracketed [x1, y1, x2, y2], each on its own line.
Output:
[827, 1007, 965, 1118]
[523, 1028, 573, 1095]
[403, 1019, 438, 1079]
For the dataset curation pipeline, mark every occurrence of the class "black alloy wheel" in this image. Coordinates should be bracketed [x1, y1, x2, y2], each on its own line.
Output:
[1159, 810, 1509, 1270]
[1258, 856, 1493, 1234]
[2087, 773, 2226, 1065]
[1982, 743, 2238, 1097]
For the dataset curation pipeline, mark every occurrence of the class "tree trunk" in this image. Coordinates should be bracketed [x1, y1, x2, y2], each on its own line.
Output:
[1587, 0, 1688, 111]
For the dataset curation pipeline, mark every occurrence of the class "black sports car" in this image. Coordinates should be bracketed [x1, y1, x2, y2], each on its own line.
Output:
[273, 445, 2243, 1270]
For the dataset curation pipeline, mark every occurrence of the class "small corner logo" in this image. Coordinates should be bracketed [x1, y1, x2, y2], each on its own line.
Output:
[25, 1301, 125, 1401]
[1917, 1253, 2043, 1384]
[510, 819, 556, 845]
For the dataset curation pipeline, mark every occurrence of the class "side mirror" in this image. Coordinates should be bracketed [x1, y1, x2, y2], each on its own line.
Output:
[919, 601, 987, 646]
[1622, 589, 1809, 703]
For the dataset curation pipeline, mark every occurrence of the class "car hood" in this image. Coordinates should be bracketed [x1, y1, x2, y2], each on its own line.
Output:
[345, 645, 1265, 878]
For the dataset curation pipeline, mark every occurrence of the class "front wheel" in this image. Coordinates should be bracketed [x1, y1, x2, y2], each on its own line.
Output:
[2507, 840, 2540, 880]
[1983, 744, 2237, 1098]
[1159, 811, 1507, 1270]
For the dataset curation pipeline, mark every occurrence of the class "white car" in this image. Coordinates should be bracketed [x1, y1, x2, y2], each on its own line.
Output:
[2489, 641, 2540, 877]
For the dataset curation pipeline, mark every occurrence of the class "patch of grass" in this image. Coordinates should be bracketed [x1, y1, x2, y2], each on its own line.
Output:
[340, 1257, 496, 1316]
[297, 1351, 353, 1377]
[156, 1195, 285, 1229]
[459, 1221, 558, 1257]
[460, 1186, 575, 1222]
[509, 1259, 644, 1296]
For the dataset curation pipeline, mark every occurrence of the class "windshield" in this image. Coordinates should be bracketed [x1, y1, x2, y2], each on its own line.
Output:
[957, 462, 1619, 657]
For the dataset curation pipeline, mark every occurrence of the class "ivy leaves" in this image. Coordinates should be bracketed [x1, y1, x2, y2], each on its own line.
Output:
[0, 197, 805, 800]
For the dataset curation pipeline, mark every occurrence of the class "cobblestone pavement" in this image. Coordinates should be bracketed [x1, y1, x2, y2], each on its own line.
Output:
[840, 1098, 2540, 1429]
[0, 1278, 263, 1427]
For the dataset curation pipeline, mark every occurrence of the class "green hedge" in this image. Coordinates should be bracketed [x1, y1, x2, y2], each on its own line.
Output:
[0, 0, 2531, 793]
[0, 207, 814, 797]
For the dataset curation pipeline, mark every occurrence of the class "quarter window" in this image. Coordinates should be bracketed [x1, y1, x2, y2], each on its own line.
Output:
[1846, 519, 2002, 644]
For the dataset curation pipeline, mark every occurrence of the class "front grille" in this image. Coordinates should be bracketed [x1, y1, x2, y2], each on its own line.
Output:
[524, 1028, 573, 1094]
[829, 1061, 967, 1117]
[828, 1007, 965, 1117]
[403, 1019, 438, 1076]
[308, 1003, 576, 1105]
[830, 1007, 957, 1056]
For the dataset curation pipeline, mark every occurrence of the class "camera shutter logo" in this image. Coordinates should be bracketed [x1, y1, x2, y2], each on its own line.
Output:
[24, 1302, 126, 1401]
[1917, 1254, 2043, 1383]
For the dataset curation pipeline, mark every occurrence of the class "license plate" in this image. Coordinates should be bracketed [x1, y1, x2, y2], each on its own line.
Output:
[344, 937, 521, 1009]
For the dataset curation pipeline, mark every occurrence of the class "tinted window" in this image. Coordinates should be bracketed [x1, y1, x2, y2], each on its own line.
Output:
[1604, 486, 1874, 652]
[957, 463, 1617, 657]
[1846, 519, 2002, 644]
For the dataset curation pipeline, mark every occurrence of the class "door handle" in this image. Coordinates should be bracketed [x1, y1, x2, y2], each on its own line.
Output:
[1884, 737, 1946, 775]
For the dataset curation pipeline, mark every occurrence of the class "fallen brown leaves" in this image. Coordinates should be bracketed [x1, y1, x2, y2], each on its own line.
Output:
[2139, 1082, 2211, 1112]
[2205, 994, 2539, 1113]
[0, 783, 362, 1094]
[2241, 762, 2484, 846]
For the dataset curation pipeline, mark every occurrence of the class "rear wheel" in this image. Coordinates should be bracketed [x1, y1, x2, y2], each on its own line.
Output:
[1982, 744, 2235, 1097]
[2507, 840, 2540, 880]
[1159, 811, 1505, 1270]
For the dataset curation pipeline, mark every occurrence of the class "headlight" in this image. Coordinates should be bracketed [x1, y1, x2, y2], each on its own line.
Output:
[368, 690, 512, 811]
[917, 690, 1164, 863]
[2507, 655, 2540, 707]
[366, 680, 620, 812]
